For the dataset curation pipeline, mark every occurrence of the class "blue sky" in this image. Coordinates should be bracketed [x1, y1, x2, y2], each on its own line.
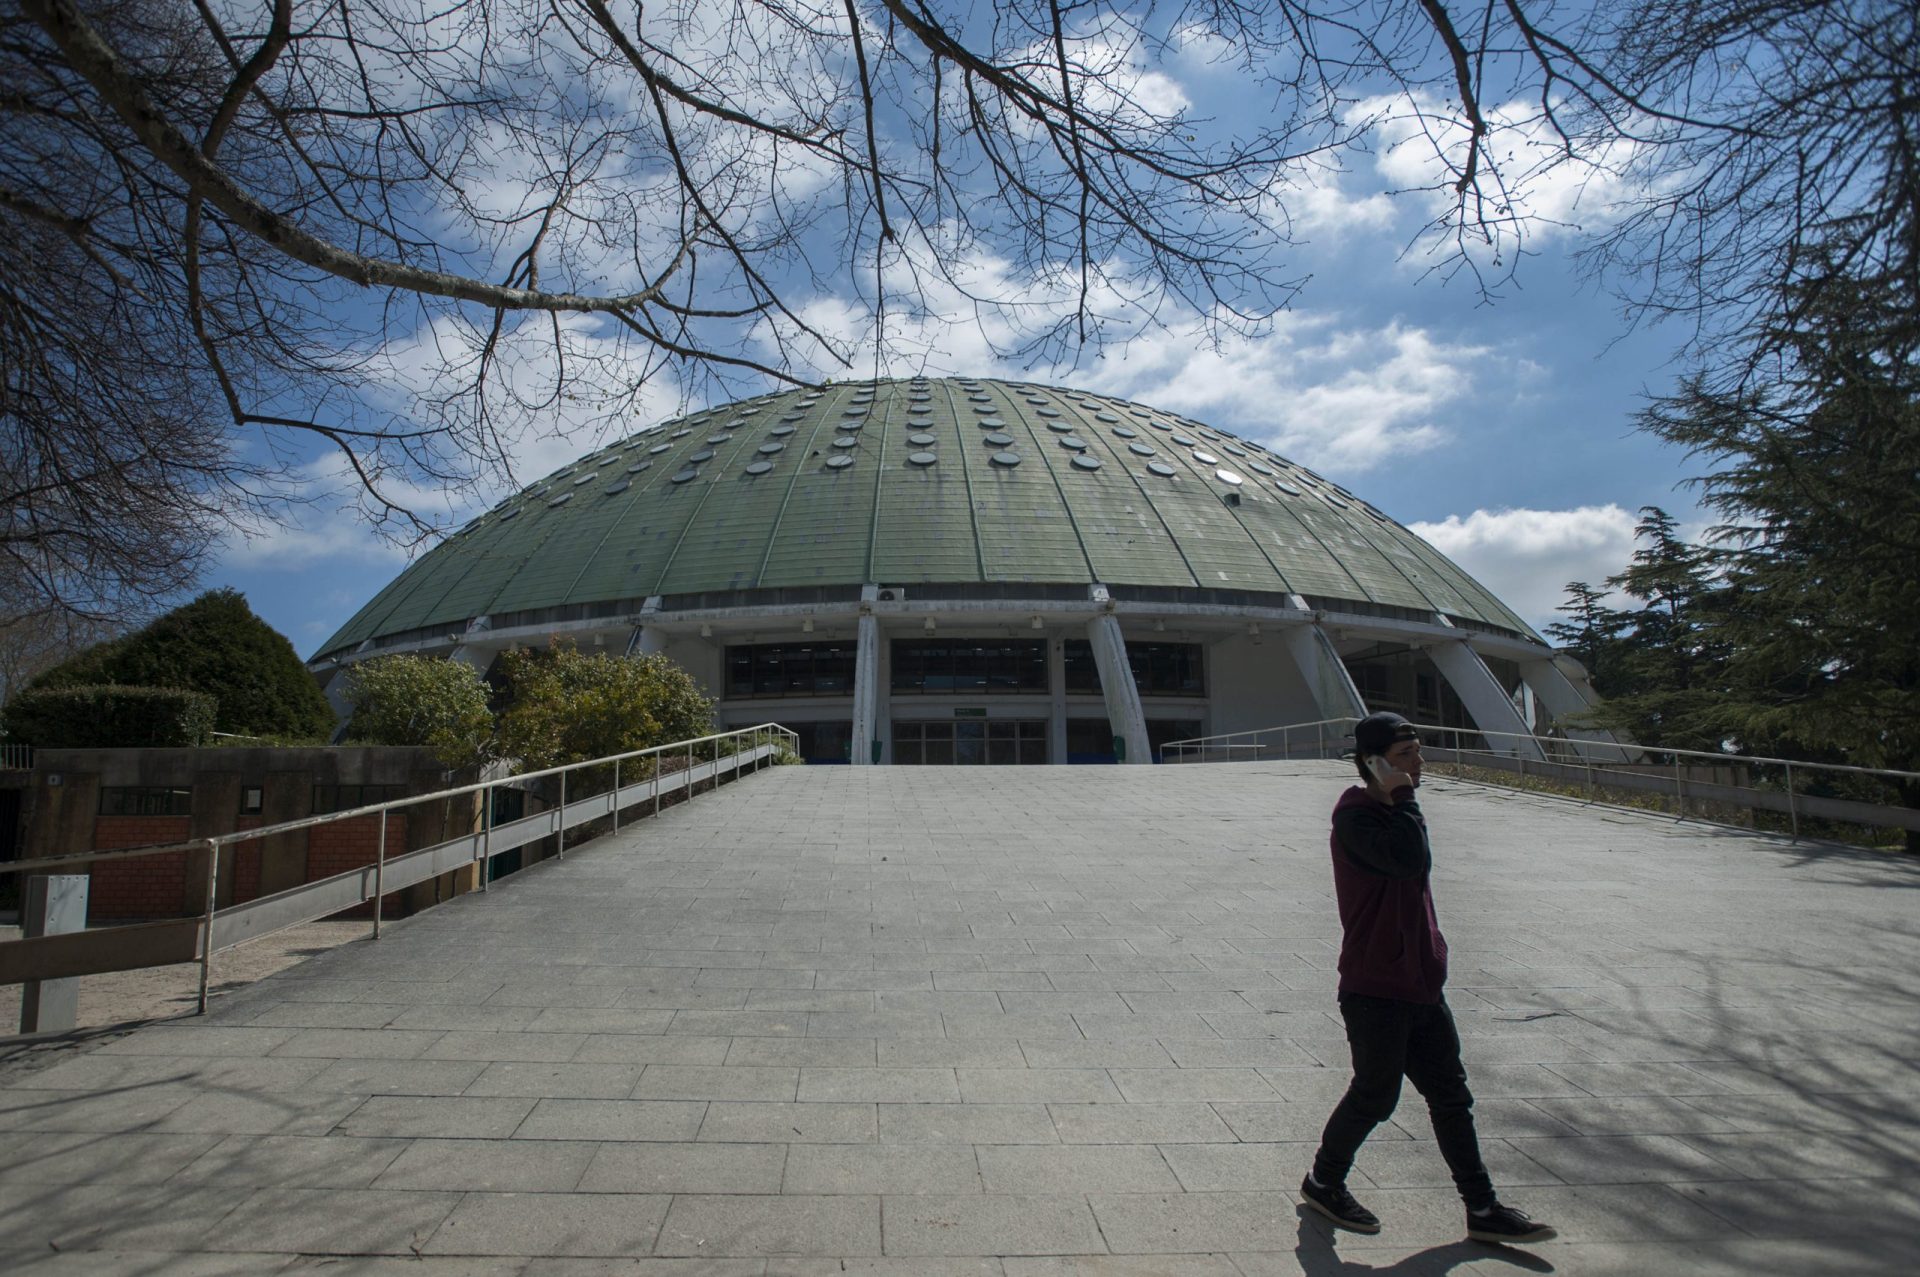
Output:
[200, 16, 1707, 656]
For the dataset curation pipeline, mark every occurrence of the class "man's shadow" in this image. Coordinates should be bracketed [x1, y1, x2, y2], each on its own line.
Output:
[1292, 1210, 1556, 1276]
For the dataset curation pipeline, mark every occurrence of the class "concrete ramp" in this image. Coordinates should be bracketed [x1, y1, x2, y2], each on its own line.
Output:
[2, 763, 1916, 1271]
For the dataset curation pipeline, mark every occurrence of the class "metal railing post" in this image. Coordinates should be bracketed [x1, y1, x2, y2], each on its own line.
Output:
[612, 758, 621, 834]
[481, 781, 492, 892]
[654, 749, 662, 819]
[196, 838, 219, 1015]
[373, 810, 387, 939]
[686, 740, 693, 801]
[557, 769, 567, 861]
[1673, 754, 1685, 818]
[1317, 721, 1325, 759]
[1786, 761, 1799, 840]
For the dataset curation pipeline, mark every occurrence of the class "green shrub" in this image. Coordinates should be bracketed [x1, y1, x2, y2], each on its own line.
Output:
[496, 642, 716, 770]
[342, 654, 495, 770]
[1, 684, 216, 747]
[30, 589, 333, 739]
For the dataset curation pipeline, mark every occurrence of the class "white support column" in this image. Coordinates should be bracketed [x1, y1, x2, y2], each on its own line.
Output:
[1519, 655, 1636, 762]
[1086, 614, 1151, 765]
[321, 666, 355, 743]
[1280, 623, 1367, 721]
[1047, 636, 1068, 765]
[1427, 641, 1548, 761]
[851, 612, 881, 765]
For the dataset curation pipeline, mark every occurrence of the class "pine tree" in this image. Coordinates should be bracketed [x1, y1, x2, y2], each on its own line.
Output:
[1572, 509, 1732, 754]
[1641, 266, 1920, 845]
[1543, 581, 1627, 695]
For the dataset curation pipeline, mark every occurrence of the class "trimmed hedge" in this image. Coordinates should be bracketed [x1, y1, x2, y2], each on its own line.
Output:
[30, 588, 333, 739]
[0, 684, 217, 748]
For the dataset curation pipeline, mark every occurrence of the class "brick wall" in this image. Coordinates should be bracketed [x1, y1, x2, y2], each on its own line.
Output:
[307, 813, 410, 917]
[89, 815, 192, 920]
[231, 815, 263, 904]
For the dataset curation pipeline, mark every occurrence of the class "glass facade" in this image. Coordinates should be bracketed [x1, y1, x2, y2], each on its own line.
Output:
[725, 642, 857, 697]
[792, 720, 854, 764]
[890, 640, 1048, 694]
[1062, 641, 1205, 696]
[893, 719, 1048, 765]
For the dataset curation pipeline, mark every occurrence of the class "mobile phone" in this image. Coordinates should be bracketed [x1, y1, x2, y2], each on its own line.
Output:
[1364, 754, 1396, 785]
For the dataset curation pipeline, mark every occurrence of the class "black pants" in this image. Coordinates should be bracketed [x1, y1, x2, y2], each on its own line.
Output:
[1311, 993, 1496, 1210]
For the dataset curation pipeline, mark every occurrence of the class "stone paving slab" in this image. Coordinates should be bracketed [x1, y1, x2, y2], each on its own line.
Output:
[3, 761, 1918, 1272]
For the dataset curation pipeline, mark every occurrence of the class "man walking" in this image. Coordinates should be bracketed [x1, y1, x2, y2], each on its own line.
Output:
[1299, 711, 1556, 1244]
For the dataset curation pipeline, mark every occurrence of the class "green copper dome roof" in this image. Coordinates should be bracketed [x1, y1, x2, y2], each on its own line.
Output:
[316, 377, 1535, 657]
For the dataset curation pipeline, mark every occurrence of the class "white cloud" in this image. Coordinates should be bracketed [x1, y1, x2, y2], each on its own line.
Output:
[1408, 504, 1641, 631]
[1366, 93, 1641, 238]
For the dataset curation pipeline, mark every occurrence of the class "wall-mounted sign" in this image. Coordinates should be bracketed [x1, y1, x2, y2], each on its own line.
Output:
[953, 708, 987, 718]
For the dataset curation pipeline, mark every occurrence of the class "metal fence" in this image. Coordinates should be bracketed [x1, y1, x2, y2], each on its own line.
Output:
[1, 723, 797, 1011]
[1163, 717, 1920, 843]
[0, 744, 30, 772]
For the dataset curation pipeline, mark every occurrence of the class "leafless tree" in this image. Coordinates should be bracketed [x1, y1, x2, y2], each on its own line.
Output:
[3, 0, 1911, 618]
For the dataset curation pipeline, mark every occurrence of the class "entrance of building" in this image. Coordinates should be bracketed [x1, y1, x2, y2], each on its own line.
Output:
[892, 719, 1048, 765]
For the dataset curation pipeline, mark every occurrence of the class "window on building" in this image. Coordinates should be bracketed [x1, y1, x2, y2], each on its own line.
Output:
[724, 642, 858, 697]
[1147, 719, 1205, 764]
[1062, 641, 1205, 696]
[99, 787, 193, 816]
[792, 721, 854, 764]
[890, 640, 1047, 694]
[892, 719, 1047, 764]
[1066, 717, 1119, 763]
[311, 784, 407, 815]
[239, 786, 264, 816]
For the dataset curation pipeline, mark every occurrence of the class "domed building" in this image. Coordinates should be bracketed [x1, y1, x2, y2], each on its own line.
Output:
[310, 377, 1606, 764]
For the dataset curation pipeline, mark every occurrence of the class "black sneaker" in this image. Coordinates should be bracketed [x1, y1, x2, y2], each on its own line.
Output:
[1299, 1174, 1381, 1234]
[1466, 1202, 1556, 1244]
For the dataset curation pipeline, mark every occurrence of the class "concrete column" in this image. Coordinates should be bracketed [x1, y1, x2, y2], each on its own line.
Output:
[1427, 641, 1548, 761]
[321, 667, 354, 743]
[1086, 614, 1151, 765]
[1280, 623, 1367, 722]
[20, 874, 86, 1034]
[1047, 637, 1068, 765]
[634, 627, 667, 656]
[1520, 655, 1635, 762]
[851, 612, 881, 765]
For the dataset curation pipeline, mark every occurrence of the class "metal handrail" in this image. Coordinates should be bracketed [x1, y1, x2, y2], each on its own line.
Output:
[1161, 716, 1920, 844]
[2, 723, 796, 877]
[3, 722, 798, 1014]
[1164, 717, 1920, 783]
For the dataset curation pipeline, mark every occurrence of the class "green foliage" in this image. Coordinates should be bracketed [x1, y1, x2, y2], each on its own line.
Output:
[342, 655, 495, 770]
[1561, 260, 1920, 846]
[30, 589, 333, 740]
[0, 684, 216, 748]
[495, 642, 716, 770]
[1639, 266, 1920, 833]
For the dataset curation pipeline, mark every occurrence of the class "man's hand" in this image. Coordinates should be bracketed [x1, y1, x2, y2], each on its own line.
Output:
[1367, 755, 1415, 794]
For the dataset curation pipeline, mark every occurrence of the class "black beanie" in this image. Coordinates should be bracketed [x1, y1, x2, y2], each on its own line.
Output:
[1353, 711, 1418, 756]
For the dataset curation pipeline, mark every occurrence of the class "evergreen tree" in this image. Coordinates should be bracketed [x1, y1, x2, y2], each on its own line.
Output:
[1543, 581, 1627, 695]
[1640, 267, 1920, 844]
[29, 589, 334, 741]
[1573, 509, 1733, 754]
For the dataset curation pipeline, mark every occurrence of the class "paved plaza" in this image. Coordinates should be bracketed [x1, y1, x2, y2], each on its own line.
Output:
[2, 761, 1916, 1274]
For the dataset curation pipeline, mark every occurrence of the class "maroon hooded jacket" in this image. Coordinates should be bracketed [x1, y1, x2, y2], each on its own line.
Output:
[1328, 784, 1449, 1003]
